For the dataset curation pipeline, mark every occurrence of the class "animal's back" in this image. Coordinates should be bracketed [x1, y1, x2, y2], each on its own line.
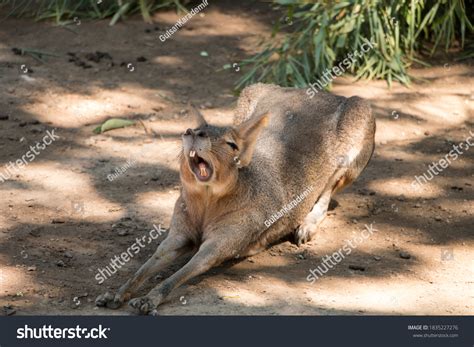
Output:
[235, 83, 375, 241]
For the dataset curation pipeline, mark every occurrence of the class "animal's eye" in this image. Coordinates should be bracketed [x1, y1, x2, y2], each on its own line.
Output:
[226, 141, 239, 151]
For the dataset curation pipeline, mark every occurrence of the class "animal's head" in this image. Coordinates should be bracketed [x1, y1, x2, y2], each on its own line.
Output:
[180, 105, 268, 191]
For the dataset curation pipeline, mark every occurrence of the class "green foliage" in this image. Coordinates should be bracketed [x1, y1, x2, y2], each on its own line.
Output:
[236, 0, 473, 89]
[0, 0, 186, 25]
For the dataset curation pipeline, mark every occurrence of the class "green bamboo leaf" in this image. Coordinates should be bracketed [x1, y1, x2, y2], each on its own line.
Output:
[93, 118, 135, 134]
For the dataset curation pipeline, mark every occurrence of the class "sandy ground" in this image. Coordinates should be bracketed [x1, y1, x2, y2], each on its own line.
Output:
[0, 1, 473, 316]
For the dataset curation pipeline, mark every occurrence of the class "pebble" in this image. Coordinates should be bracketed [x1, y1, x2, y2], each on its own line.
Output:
[56, 260, 65, 267]
[399, 251, 411, 259]
[30, 126, 42, 134]
[51, 219, 65, 224]
[27, 266, 36, 271]
[373, 256, 381, 261]
[64, 251, 73, 259]
[117, 229, 129, 236]
[349, 265, 366, 271]
[3, 305, 16, 316]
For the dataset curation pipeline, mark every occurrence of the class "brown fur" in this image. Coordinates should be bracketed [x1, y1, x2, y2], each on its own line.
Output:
[96, 83, 376, 314]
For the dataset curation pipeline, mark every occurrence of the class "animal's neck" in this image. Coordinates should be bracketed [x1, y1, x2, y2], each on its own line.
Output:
[181, 177, 239, 228]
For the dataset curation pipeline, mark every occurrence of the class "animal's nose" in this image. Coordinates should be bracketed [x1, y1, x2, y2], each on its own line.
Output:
[184, 128, 194, 136]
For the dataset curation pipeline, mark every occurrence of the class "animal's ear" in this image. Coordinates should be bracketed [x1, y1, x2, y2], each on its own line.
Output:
[188, 102, 208, 128]
[235, 112, 269, 167]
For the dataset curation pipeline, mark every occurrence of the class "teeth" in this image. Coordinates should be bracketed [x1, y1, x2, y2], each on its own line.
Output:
[189, 150, 196, 158]
[199, 163, 208, 177]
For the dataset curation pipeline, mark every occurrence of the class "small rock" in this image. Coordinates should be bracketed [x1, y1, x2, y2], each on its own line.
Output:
[434, 216, 442, 222]
[424, 131, 430, 136]
[55, 260, 65, 267]
[51, 219, 65, 224]
[30, 126, 42, 134]
[296, 254, 306, 260]
[373, 256, 381, 261]
[399, 251, 411, 259]
[19, 121, 27, 127]
[27, 266, 36, 271]
[0, 114, 9, 120]
[136, 56, 147, 62]
[2, 305, 16, 316]
[397, 195, 406, 202]
[64, 251, 73, 259]
[349, 264, 366, 271]
[413, 203, 421, 208]
[29, 228, 41, 237]
[117, 229, 129, 236]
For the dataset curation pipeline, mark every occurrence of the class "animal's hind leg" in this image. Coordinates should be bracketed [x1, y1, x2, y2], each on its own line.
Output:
[294, 187, 332, 246]
[294, 163, 352, 246]
[295, 139, 374, 246]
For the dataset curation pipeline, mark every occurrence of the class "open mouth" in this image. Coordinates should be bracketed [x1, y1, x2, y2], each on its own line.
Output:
[188, 150, 213, 182]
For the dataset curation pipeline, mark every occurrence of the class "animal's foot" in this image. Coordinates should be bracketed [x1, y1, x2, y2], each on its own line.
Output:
[95, 292, 123, 309]
[294, 220, 318, 246]
[129, 296, 157, 315]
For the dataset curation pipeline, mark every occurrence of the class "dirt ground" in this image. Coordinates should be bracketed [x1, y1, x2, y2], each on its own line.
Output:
[0, 1, 473, 316]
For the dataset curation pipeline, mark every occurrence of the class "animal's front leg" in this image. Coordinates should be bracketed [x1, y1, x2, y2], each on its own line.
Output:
[129, 236, 241, 315]
[96, 232, 193, 309]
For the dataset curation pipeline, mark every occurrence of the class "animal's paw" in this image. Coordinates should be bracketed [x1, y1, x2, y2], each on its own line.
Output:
[294, 221, 317, 246]
[129, 296, 157, 315]
[95, 292, 123, 309]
